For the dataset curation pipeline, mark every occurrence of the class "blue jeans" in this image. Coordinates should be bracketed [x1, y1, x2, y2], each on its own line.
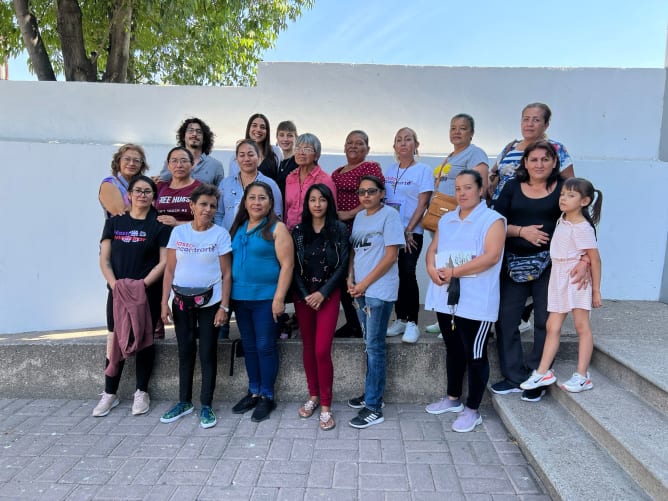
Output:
[355, 296, 394, 412]
[233, 299, 279, 399]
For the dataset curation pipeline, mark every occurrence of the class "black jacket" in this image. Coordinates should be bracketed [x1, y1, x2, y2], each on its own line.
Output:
[292, 220, 350, 301]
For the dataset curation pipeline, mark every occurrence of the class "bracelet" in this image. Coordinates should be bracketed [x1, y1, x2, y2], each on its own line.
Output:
[219, 305, 229, 313]
[518, 227, 523, 237]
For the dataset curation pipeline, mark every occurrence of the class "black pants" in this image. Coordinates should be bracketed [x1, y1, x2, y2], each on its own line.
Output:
[395, 234, 423, 322]
[495, 267, 550, 385]
[437, 313, 492, 410]
[172, 300, 219, 406]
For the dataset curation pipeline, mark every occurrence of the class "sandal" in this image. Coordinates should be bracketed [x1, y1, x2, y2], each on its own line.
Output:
[319, 411, 336, 431]
[298, 399, 319, 418]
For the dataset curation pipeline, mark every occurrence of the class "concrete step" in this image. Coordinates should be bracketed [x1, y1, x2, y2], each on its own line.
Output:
[548, 366, 668, 499]
[491, 389, 650, 500]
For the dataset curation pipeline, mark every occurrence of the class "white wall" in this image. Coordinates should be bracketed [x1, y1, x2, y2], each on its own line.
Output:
[1, 62, 666, 333]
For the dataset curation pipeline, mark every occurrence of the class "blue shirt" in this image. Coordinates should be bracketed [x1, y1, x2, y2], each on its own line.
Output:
[214, 173, 283, 230]
[231, 219, 280, 301]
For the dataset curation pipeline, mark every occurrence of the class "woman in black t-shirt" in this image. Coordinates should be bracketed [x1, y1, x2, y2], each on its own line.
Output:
[94, 175, 170, 418]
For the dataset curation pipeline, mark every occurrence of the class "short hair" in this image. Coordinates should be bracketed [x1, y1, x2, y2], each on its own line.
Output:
[522, 103, 552, 125]
[277, 120, 297, 134]
[177, 118, 215, 154]
[296, 133, 322, 160]
[456, 169, 483, 190]
[128, 175, 158, 196]
[451, 113, 475, 132]
[110, 144, 149, 176]
[358, 175, 385, 191]
[346, 130, 369, 146]
[516, 140, 560, 185]
[190, 183, 220, 204]
[167, 146, 193, 164]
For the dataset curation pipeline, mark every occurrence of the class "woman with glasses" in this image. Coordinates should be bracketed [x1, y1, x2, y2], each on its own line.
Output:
[94, 175, 170, 417]
[99, 144, 149, 218]
[284, 133, 337, 232]
[346, 175, 405, 429]
[155, 147, 202, 227]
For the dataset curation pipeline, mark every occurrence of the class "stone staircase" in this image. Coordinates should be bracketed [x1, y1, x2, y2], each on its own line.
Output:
[490, 301, 667, 500]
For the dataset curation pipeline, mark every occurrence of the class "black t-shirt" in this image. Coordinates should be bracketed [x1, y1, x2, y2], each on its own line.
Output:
[101, 212, 170, 280]
[276, 156, 298, 198]
[492, 178, 563, 256]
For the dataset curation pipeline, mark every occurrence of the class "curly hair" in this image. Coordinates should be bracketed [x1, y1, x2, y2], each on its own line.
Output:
[110, 144, 149, 176]
[177, 118, 214, 155]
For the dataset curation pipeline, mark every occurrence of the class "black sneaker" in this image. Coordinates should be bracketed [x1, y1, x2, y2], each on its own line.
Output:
[349, 407, 384, 429]
[232, 392, 259, 414]
[251, 396, 276, 422]
[347, 395, 385, 410]
[521, 388, 546, 402]
[490, 379, 522, 395]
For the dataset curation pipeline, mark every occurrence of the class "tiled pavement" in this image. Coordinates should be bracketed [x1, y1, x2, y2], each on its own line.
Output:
[0, 398, 548, 500]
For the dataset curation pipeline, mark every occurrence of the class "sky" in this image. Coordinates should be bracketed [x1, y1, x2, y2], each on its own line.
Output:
[6, 0, 668, 80]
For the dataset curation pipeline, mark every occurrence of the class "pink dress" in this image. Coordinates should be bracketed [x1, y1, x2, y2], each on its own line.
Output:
[547, 216, 598, 313]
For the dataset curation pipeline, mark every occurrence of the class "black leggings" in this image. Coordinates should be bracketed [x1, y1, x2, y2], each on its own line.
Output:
[395, 234, 423, 322]
[172, 300, 219, 406]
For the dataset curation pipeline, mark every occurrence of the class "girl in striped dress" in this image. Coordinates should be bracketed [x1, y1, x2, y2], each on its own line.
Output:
[520, 178, 603, 393]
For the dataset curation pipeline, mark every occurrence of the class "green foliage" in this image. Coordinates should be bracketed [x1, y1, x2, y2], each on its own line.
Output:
[1, 0, 314, 84]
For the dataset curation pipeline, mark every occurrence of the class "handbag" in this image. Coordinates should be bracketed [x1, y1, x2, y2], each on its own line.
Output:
[172, 285, 214, 310]
[422, 163, 457, 232]
[506, 250, 551, 282]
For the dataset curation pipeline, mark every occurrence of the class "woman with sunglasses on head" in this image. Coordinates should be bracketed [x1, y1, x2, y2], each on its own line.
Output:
[346, 175, 405, 429]
[99, 144, 149, 218]
[94, 175, 170, 418]
[155, 147, 202, 227]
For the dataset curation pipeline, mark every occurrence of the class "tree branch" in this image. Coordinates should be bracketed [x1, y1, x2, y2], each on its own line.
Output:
[103, 0, 132, 83]
[12, 0, 56, 80]
[56, 0, 96, 81]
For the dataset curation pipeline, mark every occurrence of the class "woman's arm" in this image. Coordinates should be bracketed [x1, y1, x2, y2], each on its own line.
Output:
[587, 248, 602, 308]
[99, 183, 128, 216]
[99, 240, 117, 290]
[156, 215, 188, 227]
[338, 204, 364, 222]
[272, 222, 295, 322]
[473, 162, 489, 197]
[143, 247, 168, 287]
[161, 249, 177, 323]
[441, 219, 506, 282]
[349, 245, 400, 298]
[560, 164, 575, 180]
[425, 227, 445, 286]
[214, 253, 232, 326]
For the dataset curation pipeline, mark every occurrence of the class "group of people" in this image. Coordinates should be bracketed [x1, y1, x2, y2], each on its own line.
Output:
[96, 103, 603, 433]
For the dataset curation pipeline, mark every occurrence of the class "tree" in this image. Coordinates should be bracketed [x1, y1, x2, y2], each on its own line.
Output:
[1, 0, 314, 85]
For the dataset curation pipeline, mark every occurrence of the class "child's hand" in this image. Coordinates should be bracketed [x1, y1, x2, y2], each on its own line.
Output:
[592, 291, 602, 308]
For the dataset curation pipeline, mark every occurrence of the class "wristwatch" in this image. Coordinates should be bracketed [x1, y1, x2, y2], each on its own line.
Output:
[219, 305, 230, 313]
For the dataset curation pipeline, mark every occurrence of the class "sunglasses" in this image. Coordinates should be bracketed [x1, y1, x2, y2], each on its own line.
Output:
[357, 188, 381, 196]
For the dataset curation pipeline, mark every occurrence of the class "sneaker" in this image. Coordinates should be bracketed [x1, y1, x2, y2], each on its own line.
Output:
[232, 392, 260, 414]
[401, 322, 420, 343]
[521, 388, 546, 402]
[347, 394, 385, 409]
[160, 402, 194, 423]
[349, 407, 384, 429]
[520, 370, 556, 390]
[490, 380, 522, 395]
[425, 397, 464, 415]
[251, 396, 276, 422]
[200, 406, 217, 429]
[131, 390, 150, 416]
[92, 392, 119, 417]
[437, 333, 443, 339]
[560, 372, 593, 393]
[386, 319, 406, 337]
[452, 407, 482, 432]
[518, 320, 532, 332]
[425, 322, 441, 334]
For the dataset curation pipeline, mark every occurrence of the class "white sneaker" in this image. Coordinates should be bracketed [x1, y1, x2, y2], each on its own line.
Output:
[518, 320, 532, 332]
[401, 322, 420, 343]
[386, 319, 406, 337]
[425, 322, 441, 334]
[93, 392, 120, 417]
[560, 372, 593, 393]
[132, 390, 150, 415]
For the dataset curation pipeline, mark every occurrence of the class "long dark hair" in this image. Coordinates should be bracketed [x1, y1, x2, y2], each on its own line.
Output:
[229, 181, 279, 241]
[245, 113, 278, 174]
[563, 177, 603, 231]
[515, 140, 560, 186]
[300, 184, 339, 243]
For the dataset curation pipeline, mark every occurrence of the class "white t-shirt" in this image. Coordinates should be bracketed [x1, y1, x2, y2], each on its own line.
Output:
[167, 223, 232, 307]
[350, 205, 405, 302]
[383, 162, 433, 234]
[433, 144, 489, 196]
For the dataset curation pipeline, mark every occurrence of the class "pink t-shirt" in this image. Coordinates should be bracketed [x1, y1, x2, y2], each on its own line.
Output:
[284, 166, 337, 232]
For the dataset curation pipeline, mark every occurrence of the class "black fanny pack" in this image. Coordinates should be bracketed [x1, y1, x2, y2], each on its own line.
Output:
[172, 285, 214, 310]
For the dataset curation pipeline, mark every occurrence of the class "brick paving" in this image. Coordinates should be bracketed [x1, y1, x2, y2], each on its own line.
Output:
[0, 398, 548, 500]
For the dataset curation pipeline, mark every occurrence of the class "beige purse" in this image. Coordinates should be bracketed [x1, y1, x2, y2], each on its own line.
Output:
[421, 162, 457, 232]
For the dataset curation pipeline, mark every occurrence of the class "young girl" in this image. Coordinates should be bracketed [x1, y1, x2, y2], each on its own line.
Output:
[520, 178, 603, 393]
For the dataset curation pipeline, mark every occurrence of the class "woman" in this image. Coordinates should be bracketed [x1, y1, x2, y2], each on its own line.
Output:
[94, 175, 170, 417]
[292, 184, 349, 431]
[160, 184, 232, 429]
[284, 133, 337, 232]
[424, 170, 505, 432]
[331, 130, 385, 338]
[383, 127, 433, 343]
[426, 114, 490, 335]
[346, 176, 405, 429]
[99, 144, 149, 218]
[230, 181, 294, 422]
[155, 147, 202, 227]
[228, 113, 283, 180]
[491, 140, 585, 402]
[489, 102, 574, 201]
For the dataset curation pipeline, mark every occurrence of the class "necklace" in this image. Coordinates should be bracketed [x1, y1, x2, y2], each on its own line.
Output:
[239, 172, 258, 191]
[393, 159, 414, 191]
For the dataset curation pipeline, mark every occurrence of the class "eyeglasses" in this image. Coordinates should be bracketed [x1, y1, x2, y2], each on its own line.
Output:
[295, 146, 315, 154]
[131, 189, 153, 197]
[169, 158, 192, 165]
[121, 156, 143, 164]
[357, 188, 381, 196]
[186, 127, 203, 135]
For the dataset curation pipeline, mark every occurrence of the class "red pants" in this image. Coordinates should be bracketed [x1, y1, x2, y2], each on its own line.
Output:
[294, 289, 340, 407]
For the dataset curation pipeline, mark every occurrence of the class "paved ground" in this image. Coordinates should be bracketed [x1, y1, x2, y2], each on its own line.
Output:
[0, 397, 548, 500]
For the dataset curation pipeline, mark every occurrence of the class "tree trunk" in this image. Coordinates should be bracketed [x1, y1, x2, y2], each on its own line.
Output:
[103, 0, 132, 83]
[13, 0, 56, 80]
[56, 0, 97, 81]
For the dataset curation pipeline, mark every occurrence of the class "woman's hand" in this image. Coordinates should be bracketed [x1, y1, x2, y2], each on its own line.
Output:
[305, 291, 325, 311]
[570, 260, 591, 289]
[427, 265, 444, 285]
[213, 308, 228, 327]
[157, 215, 179, 227]
[436, 267, 453, 284]
[161, 303, 173, 324]
[519, 224, 550, 247]
[348, 281, 367, 298]
[404, 232, 418, 254]
[272, 298, 285, 323]
[592, 291, 602, 308]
